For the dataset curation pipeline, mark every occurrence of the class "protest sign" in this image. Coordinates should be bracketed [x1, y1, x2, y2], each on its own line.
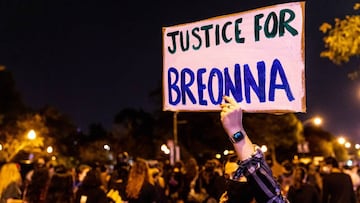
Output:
[162, 2, 305, 112]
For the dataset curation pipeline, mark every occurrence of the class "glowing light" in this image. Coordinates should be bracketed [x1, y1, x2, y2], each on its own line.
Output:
[223, 150, 229, 155]
[47, 146, 53, 153]
[346, 160, 353, 166]
[161, 144, 170, 154]
[345, 142, 351, 148]
[303, 116, 323, 126]
[215, 153, 221, 159]
[260, 145, 268, 153]
[338, 137, 346, 145]
[355, 144, 360, 150]
[103, 144, 110, 151]
[161, 144, 168, 151]
[0, 144, 2, 151]
[27, 130, 36, 140]
[313, 117, 322, 126]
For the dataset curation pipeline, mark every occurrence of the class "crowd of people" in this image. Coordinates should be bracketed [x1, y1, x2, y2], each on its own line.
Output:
[0, 96, 359, 203]
[0, 152, 359, 203]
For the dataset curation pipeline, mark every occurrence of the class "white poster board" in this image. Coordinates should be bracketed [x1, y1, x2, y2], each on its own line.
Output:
[162, 2, 306, 113]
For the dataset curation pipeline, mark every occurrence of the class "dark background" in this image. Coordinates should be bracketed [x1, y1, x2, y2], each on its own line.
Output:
[0, 0, 359, 142]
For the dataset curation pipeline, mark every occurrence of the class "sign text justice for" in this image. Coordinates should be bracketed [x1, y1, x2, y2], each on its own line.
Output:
[165, 9, 298, 106]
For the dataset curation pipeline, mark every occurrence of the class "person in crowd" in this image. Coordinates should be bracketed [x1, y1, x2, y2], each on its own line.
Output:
[73, 164, 92, 194]
[125, 158, 159, 203]
[218, 154, 256, 203]
[186, 157, 219, 203]
[219, 95, 288, 203]
[148, 161, 168, 203]
[277, 160, 294, 197]
[183, 157, 201, 203]
[194, 159, 221, 202]
[167, 160, 186, 203]
[23, 166, 50, 203]
[286, 166, 321, 203]
[0, 162, 23, 203]
[25, 157, 46, 184]
[99, 165, 110, 192]
[75, 168, 108, 203]
[321, 156, 356, 203]
[107, 157, 130, 202]
[45, 164, 74, 203]
[306, 162, 322, 194]
[343, 163, 360, 195]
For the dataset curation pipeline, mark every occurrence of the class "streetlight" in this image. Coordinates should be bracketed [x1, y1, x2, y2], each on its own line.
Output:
[8, 129, 38, 161]
[338, 137, 346, 145]
[27, 129, 36, 140]
[46, 146, 53, 154]
[303, 116, 323, 126]
[345, 142, 351, 149]
[161, 144, 170, 155]
[103, 144, 110, 151]
[313, 117, 322, 126]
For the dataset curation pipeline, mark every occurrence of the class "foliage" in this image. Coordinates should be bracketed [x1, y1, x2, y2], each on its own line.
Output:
[111, 108, 158, 159]
[37, 106, 82, 168]
[0, 114, 48, 162]
[320, 3, 360, 65]
[332, 140, 349, 162]
[243, 113, 303, 162]
[303, 125, 349, 161]
[174, 112, 230, 163]
[78, 139, 114, 164]
[244, 113, 303, 147]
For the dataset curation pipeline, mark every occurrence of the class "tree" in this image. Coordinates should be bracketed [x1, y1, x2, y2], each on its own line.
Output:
[40, 105, 79, 163]
[111, 108, 157, 159]
[304, 125, 349, 161]
[173, 112, 230, 163]
[0, 113, 48, 162]
[304, 125, 335, 157]
[78, 139, 113, 164]
[320, 3, 360, 71]
[243, 113, 303, 163]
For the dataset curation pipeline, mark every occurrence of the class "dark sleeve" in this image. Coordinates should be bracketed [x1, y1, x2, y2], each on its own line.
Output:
[140, 182, 158, 202]
[97, 189, 109, 203]
[312, 186, 321, 203]
[2, 182, 22, 200]
[233, 147, 288, 203]
[286, 186, 295, 203]
[322, 176, 329, 203]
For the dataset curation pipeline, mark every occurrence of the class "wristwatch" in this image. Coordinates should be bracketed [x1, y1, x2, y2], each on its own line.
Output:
[229, 131, 245, 143]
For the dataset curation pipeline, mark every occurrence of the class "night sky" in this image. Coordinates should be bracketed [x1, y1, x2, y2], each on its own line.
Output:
[0, 0, 359, 143]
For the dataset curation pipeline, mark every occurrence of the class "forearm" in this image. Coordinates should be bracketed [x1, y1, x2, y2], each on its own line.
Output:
[220, 96, 287, 202]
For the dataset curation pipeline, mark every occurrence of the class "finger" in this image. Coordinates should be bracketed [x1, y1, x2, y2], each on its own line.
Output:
[220, 102, 233, 110]
[223, 95, 237, 105]
[220, 103, 228, 108]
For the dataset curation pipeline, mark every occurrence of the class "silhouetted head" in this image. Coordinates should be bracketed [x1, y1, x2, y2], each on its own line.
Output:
[324, 156, 339, 168]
